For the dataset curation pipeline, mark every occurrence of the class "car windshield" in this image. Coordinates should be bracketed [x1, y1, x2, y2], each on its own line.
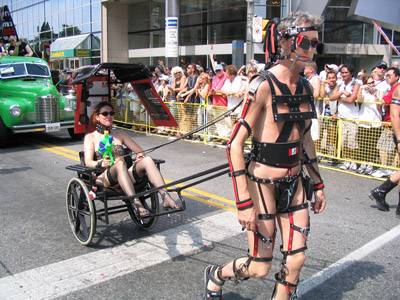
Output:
[0, 62, 50, 79]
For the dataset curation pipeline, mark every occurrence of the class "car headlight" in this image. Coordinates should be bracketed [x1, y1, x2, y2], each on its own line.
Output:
[9, 105, 21, 117]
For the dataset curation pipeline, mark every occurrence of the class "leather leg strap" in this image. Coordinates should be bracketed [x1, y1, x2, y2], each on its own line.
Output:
[208, 265, 225, 287]
[228, 255, 273, 285]
[280, 245, 308, 257]
[279, 202, 309, 213]
[274, 272, 299, 297]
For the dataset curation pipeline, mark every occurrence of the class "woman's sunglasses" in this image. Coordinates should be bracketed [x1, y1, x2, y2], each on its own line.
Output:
[99, 111, 115, 117]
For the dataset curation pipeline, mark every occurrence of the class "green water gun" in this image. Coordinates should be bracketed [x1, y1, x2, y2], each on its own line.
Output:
[98, 130, 115, 166]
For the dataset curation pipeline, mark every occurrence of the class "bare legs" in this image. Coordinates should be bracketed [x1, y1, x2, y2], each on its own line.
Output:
[129, 156, 180, 209]
[97, 157, 149, 216]
[274, 182, 308, 299]
[206, 178, 309, 300]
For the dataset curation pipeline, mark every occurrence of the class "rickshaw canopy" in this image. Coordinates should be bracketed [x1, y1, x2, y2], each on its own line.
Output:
[72, 63, 152, 84]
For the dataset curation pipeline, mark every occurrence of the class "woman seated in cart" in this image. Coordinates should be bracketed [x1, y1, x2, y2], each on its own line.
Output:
[83, 101, 180, 217]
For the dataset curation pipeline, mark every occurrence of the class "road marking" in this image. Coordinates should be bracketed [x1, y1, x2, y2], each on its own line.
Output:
[298, 223, 400, 297]
[33, 143, 235, 211]
[181, 191, 236, 212]
[165, 179, 234, 206]
[32, 142, 80, 161]
[0, 211, 240, 300]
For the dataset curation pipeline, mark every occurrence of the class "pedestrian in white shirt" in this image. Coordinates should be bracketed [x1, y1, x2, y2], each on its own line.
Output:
[219, 65, 247, 135]
[319, 70, 339, 157]
[337, 65, 360, 171]
[304, 62, 322, 142]
[357, 76, 382, 175]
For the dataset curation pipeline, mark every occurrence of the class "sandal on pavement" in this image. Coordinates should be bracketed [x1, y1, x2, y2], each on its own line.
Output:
[160, 190, 182, 210]
[204, 265, 224, 299]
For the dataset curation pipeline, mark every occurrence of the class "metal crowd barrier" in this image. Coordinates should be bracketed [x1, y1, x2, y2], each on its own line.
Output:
[112, 95, 400, 172]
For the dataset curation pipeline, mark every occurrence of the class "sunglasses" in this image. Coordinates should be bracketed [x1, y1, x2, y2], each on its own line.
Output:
[297, 35, 320, 51]
[367, 82, 374, 85]
[99, 111, 115, 117]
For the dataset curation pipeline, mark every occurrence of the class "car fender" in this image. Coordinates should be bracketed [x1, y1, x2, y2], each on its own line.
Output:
[0, 96, 31, 127]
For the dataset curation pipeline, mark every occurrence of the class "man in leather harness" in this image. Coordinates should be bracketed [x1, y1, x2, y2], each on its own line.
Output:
[204, 12, 327, 300]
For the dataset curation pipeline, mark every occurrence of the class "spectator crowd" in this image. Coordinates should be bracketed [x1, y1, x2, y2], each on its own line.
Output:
[113, 57, 400, 178]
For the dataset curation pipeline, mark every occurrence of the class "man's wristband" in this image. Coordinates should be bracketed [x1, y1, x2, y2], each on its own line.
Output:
[236, 198, 254, 210]
[313, 182, 325, 191]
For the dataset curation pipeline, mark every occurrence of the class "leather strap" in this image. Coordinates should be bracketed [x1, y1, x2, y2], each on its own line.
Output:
[236, 198, 254, 210]
[249, 255, 273, 262]
[229, 169, 247, 177]
[280, 245, 308, 256]
[238, 118, 252, 136]
[279, 202, 309, 213]
[258, 213, 275, 220]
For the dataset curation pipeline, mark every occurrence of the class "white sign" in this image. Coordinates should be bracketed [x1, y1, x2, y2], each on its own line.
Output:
[165, 17, 178, 57]
[253, 16, 263, 43]
[45, 122, 61, 132]
[0, 66, 14, 75]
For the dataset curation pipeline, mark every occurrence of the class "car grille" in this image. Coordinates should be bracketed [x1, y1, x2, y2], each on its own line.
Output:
[35, 95, 59, 123]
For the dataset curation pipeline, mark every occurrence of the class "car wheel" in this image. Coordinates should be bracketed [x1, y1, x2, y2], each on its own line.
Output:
[68, 128, 84, 140]
[0, 117, 10, 147]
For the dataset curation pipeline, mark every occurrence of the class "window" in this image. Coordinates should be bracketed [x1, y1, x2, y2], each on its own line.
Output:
[393, 31, 400, 46]
[180, 25, 206, 45]
[208, 21, 246, 44]
[324, 22, 363, 43]
[26, 63, 50, 77]
[327, 0, 352, 6]
[380, 27, 393, 44]
[323, 2, 371, 44]
[266, 0, 281, 19]
[128, 1, 151, 32]
[0, 63, 26, 78]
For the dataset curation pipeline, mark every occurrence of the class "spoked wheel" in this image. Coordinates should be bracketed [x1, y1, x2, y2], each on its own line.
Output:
[66, 177, 96, 246]
[126, 184, 159, 230]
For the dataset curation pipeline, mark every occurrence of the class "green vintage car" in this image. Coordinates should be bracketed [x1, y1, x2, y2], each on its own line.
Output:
[0, 56, 76, 145]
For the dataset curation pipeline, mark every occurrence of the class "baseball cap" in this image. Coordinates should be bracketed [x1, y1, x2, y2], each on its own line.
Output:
[159, 74, 169, 81]
[325, 64, 339, 72]
[375, 61, 388, 69]
[214, 64, 223, 71]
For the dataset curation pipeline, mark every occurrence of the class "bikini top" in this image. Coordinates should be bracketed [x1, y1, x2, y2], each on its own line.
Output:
[95, 144, 125, 160]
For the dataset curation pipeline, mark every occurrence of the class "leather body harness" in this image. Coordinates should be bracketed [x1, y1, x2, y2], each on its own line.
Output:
[219, 70, 323, 299]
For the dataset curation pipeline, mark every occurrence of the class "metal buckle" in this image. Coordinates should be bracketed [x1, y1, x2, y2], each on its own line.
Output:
[255, 231, 273, 248]
[299, 227, 310, 238]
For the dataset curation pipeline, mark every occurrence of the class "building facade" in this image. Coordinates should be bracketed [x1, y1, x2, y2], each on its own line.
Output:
[0, 0, 102, 69]
[2, 0, 399, 71]
[102, 0, 400, 72]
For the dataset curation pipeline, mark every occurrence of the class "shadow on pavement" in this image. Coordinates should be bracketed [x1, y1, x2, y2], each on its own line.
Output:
[0, 166, 31, 174]
[221, 292, 253, 300]
[299, 260, 385, 300]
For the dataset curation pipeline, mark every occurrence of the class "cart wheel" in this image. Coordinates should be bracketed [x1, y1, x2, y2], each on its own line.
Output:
[127, 184, 159, 230]
[66, 177, 96, 246]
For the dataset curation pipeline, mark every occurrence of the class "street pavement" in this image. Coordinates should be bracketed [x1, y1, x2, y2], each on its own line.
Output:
[0, 129, 399, 300]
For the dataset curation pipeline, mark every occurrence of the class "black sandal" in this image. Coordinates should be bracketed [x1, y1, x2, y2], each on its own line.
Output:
[204, 265, 225, 299]
[133, 198, 150, 217]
